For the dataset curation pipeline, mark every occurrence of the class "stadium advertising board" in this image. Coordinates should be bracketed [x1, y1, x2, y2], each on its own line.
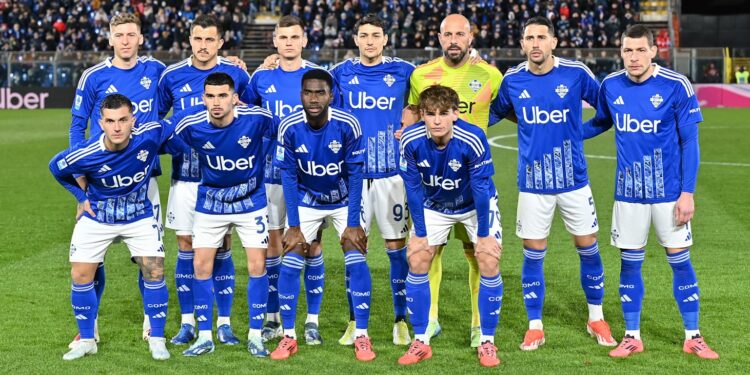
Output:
[0, 87, 75, 110]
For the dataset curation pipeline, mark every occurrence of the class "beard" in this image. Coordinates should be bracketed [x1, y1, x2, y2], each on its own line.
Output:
[444, 46, 468, 64]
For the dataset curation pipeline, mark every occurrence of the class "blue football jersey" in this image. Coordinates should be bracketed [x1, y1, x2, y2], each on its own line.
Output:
[70, 56, 165, 146]
[158, 56, 253, 182]
[50, 121, 174, 224]
[399, 119, 496, 215]
[490, 57, 600, 194]
[330, 57, 415, 179]
[247, 60, 325, 185]
[173, 106, 276, 214]
[592, 65, 703, 203]
[276, 107, 365, 208]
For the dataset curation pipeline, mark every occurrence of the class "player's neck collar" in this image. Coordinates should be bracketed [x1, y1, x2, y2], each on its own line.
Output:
[302, 107, 332, 128]
[279, 58, 304, 72]
[525, 55, 558, 75]
[208, 107, 237, 128]
[108, 56, 139, 70]
[188, 55, 220, 70]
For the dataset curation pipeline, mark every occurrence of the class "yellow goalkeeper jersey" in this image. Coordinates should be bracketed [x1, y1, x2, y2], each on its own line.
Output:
[408, 57, 503, 132]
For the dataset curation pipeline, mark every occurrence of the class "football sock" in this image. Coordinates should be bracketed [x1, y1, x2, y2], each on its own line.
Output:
[175, 249, 194, 318]
[667, 249, 700, 335]
[138, 271, 149, 328]
[143, 279, 168, 338]
[305, 314, 319, 325]
[620, 249, 645, 333]
[478, 273, 504, 341]
[247, 272, 269, 331]
[406, 272, 430, 344]
[428, 245, 444, 322]
[93, 263, 105, 304]
[465, 250, 481, 328]
[386, 246, 408, 321]
[213, 249, 235, 320]
[344, 251, 371, 330]
[577, 242, 605, 320]
[265, 255, 281, 320]
[71, 282, 97, 339]
[304, 254, 325, 315]
[344, 265, 354, 321]
[278, 253, 304, 331]
[193, 277, 214, 333]
[522, 247, 546, 321]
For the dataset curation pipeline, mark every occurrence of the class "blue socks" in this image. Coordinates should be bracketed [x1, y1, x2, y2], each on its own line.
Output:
[619, 249, 645, 331]
[175, 249, 194, 315]
[93, 263, 105, 303]
[344, 251, 371, 330]
[304, 254, 325, 315]
[478, 274, 504, 337]
[522, 247, 546, 321]
[247, 272, 269, 330]
[406, 272, 430, 337]
[345, 266, 354, 321]
[213, 250, 235, 319]
[265, 256, 281, 318]
[668, 249, 700, 331]
[71, 282, 98, 339]
[143, 279, 168, 338]
[386, 246, 408, 321]
[578, 242, 605, 305]
[193, 277, 214, 332]
[278, 253, 304, 330]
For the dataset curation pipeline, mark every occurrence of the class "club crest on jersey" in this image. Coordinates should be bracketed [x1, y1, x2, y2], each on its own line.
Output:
[650, 93, 663, 108]
[140, 76, 152, 89]
[137, 149, 149, 162]
[238, 135, 251, 148]
[468, 79, 482, 93]
[448, 159, 462, 172]
[328, 139, 342, 153]
[555, 84, 569, 98]
[383, 74, 395, 87]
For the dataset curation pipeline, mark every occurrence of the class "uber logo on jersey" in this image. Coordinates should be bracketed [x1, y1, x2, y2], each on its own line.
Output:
[299, 160, 344, 176]
[615, 113, 661, 134]
[101, 165, 150, 188]
[423, 175, 462, 190]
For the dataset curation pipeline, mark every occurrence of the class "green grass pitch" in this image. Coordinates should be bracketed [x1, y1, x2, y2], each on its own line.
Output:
[0, 108, 748, 374]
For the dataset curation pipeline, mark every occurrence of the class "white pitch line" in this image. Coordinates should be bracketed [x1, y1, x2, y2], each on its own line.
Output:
[489, 134, 750, 168]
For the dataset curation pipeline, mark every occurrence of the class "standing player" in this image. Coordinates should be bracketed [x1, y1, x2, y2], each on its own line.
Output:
[245, 15, 328, 344]
[174, 73, 275, 357]
[68, 12, 165, 347]
[158, 14, 252, 346]
[403, 13, 503, 347]
[398, 85, 504, 367]
[584, 25, 719, 360]
[489, 16, 616, 351]
[329, 13, 414, 346]
[50, 94, 173, 361]
[270, 70, 373, 361]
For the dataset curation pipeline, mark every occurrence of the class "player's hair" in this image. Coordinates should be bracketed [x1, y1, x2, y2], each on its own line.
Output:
[419, 85, 460, 112]
[523, 16, 555, 36]
[622, 24, 654, 47]
[100, 94, 134, 114]
[354, 13, 385, 34]
[109, 13, 141, 32]
[204, 72, 235, 90]
[301, 69, 333, 92]
[191, 14, 223, 36]
[276, 15, 305, 30]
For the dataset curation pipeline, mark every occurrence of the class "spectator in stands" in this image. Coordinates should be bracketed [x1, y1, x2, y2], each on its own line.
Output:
[736, 66, 749, 84]
[703, 62, 721, 83]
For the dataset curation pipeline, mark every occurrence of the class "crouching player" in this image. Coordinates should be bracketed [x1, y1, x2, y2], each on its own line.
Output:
[50, 94, 174, 361]
[398, 85, 504, 367]
[271, 69, 373, 361]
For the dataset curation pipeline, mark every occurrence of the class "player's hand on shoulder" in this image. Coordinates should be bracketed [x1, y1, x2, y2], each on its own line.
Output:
[341, 226, 367, 254]
[468, 48, 485, 65]
[224, 55, 248, 71]
[76, 200, 95, 220]
[674, 192, 695, 226]
[475, 236, 502, 259]
[282, 226, 306, 253]
[260, 54, 281, 70]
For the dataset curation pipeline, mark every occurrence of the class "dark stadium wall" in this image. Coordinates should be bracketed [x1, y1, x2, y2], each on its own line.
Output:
[680, 14, 750, 47]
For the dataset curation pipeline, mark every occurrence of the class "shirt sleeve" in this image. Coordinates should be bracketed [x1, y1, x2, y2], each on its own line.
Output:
[407, 71, 420, 107]
[329, 66, 344, 108]
[237, 68, 254, 105]
[489, 80, 513, 127]
[70, 74, 97, 145]
[677, 122, 700, 193]
[675, 85, 703, 127]
[399, 142, 427, 237]
[581, 69, 601, 108]
[49, 148, 88, 203]
[583, 82, 614, 139]
[245, 69, 262, 106]
[157, 74, 173, 119]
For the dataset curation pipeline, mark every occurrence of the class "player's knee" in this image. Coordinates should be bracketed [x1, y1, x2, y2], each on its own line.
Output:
[308, 241, 322, 256]
[177, 235, 193, 250]
[523, 238, 547, 250]
[247, 258, 266, 277]
[476, 253, 499, 276]
[407, 252, 433, 273]
[70, 267, 96, 284]
[193, 255, 214, 278]
[573, 233, 598, 248]
[385, 238, 406, 249]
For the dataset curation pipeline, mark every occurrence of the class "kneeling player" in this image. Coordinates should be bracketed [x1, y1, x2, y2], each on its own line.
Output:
[50, 94, 174, 361]
[398, 85, 504, 367]
[173, 73, 276, 357]
[271, 69, 373, 362]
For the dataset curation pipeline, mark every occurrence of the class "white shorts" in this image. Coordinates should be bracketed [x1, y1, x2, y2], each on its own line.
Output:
[192, 208, 269, 249]
[361, 175, 409, 240]
[69, 216, 164, 263]
[148, 177, 162, 236]
[294, 206, 351, 244]
[411, 195, 503, 247]
[265, 183, 286, 231]
[611, 201, 693, 249]
[165, 179, 198, 235]
[516, 185, 599, 239]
